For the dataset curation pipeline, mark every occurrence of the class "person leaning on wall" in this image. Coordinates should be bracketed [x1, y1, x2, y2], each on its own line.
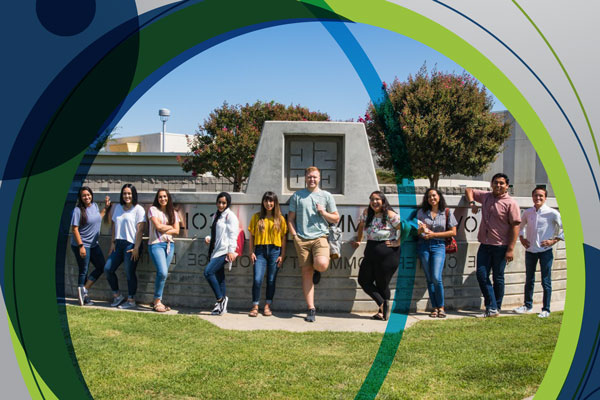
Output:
[465, 173, 521, 318]
[287, 166, 339, 323]
[70, 186, 112, 306]
[513, 186, 564, 318]
[203, 192, 238, 316]
[351, 191, 403, 321]
[147, 188, 180, 313]
[104, 184, 146, 310]
[415, 188, 457, 319]
[247, 191, 287, 317]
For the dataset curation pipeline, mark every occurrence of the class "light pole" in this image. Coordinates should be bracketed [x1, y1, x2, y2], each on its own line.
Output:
[158, 108, 170, 152]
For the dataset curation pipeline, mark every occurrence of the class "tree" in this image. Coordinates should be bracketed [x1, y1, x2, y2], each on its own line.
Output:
[180, 101, 329, 191]
[362, 65, 511, 189]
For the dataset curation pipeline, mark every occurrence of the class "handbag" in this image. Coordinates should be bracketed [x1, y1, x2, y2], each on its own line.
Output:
[313, 197, 342, 259]
[328, 224, 342, 259]
[225, 210, 246, 270]
[444, 208, 458, 254]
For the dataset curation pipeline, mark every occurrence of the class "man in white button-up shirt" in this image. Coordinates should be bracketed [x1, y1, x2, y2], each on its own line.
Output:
[513, 186, 564, 318]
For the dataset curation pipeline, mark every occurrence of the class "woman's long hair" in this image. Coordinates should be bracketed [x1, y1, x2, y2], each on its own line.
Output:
[257, 191, 282, 233]
[152, 188, 176, 225]
[120, 183, 138, 206]
[76, 186, 93, 225]
[365, 191, 394, 228]
[208, 192, 231, 258]
[419, 188, 447, 212]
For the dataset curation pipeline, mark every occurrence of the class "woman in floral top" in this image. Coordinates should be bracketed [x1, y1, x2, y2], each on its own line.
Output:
[351, 191, 403, 321]
[416, 188, 457, 318]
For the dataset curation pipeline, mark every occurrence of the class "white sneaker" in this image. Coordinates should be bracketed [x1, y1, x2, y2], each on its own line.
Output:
[211, 302, 221, 315]
[219, 296, 229, 315]
[538, 310, 551, 318]
[77, 287, 85, 306]
[513, 305, 533, 314]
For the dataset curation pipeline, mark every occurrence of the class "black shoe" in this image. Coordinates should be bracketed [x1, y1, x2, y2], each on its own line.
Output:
[371, 313, 385, 321]
[304, 308, 316, 322]
[312, 270, 321, 285]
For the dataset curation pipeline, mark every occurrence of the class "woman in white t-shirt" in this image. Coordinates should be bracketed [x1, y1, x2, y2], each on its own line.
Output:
[104, 184, 146, 309]
[148, 189, 180, 312]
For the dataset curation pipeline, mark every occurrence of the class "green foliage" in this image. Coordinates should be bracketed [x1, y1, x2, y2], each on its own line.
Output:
[363, 65, 511, 188]
[67, 306, 560, 399]
[376, 169, 398, 184]
[180, 101, 329, 191]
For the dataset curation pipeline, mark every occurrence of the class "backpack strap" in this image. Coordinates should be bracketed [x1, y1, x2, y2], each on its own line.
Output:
[445, 208, 449, 230]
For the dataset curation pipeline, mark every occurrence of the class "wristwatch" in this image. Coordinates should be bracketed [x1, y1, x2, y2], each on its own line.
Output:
[469, 201, 476, 206]
[78, 244, 84, 248]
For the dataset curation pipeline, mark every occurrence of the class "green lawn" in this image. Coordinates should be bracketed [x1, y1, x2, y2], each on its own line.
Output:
[66, 307, 561, 399]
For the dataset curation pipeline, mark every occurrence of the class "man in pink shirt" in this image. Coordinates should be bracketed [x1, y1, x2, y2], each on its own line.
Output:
[465, 173, 521, 317]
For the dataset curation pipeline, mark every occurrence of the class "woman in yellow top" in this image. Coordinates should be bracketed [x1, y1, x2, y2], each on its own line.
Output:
[248, 191, 287, 317]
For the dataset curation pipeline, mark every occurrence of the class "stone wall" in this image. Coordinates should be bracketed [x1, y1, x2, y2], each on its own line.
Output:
[73, 174, 245, 194]
[63, 228, 566, 313]
[66, 122, 565, 312]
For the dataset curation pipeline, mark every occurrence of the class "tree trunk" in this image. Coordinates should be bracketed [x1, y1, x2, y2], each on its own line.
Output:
[429, 172, 440, 189]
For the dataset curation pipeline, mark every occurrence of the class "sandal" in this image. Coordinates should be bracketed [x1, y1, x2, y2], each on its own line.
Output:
[429, 308, 439, 318]
[153, 303, 171, 313]
[371, 313, 385, 320]
[263, 304, 272, 317]
[249, 305, 259, 317]
[437, 308, 447, 318]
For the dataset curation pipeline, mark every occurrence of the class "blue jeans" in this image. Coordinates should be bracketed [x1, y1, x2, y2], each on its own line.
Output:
[252, 245, 281, 305]
[149, 242, 175, 300]
[476, 244, 508, 311]
[417, 239, 446, 309]
[71, 244, 105, 287]
[104, 239, 140, 298]
[525, 249, 554, 312]
[204, 255, 227, 300]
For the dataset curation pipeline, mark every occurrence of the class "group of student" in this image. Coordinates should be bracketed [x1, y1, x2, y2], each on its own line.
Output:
[71, 184, 180, 312]
[466, 173, 563, 318]
[70, 168, 563, 322]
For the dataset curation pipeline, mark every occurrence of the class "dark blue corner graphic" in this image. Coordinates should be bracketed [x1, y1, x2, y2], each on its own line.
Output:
[558, 244, 599, 399]
[36, 0, 97, 36]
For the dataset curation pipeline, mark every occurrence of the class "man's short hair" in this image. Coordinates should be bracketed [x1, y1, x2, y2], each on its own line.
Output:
[532, 186, 548, 197]
[305, 166, 320, 175]
[491, 172, 510, 185]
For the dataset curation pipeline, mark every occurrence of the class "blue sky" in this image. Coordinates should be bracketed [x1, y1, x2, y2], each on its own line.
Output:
[115, 21, 505, 138]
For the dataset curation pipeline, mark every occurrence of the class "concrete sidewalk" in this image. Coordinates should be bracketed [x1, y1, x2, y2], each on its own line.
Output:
[65, 298, 565, 333]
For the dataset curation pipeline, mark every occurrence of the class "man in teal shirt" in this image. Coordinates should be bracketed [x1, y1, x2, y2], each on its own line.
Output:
[288, 166, 339, 322]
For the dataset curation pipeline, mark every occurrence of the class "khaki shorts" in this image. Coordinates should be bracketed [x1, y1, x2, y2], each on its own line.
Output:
[294, 236, 330, 268]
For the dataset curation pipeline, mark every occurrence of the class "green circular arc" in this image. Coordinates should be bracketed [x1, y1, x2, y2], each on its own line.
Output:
[319, 1, 582, 398]
[5, 0, 584, 398]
